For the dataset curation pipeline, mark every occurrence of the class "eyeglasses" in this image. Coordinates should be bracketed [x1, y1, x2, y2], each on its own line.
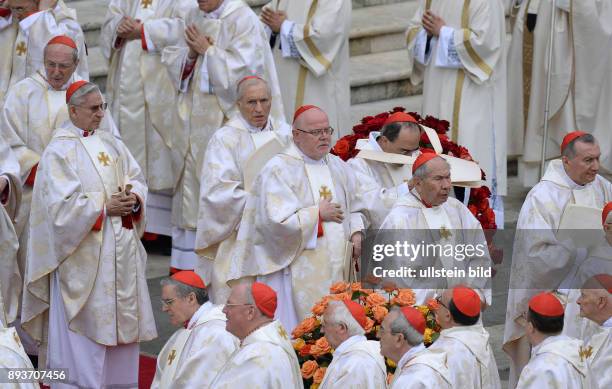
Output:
[160, 298, 177, 307]
[224, 303, 254, 308]
[72, 102, 107, 114]
[435, 296, 448, 310]
[295, 127, 334, 137]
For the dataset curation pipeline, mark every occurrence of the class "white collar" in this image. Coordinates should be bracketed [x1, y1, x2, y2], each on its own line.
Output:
[397, 343, 426, 370]
[532, 334, 569, 356]
[187, 301, 214, 329]
[334, 335, 367, 355]
[603, 316, 612, 328]
[239, 115, 271, 133]
[203, 0, 226, 19]
[559, 163, 587, 190]
[368, 131, 383, 152]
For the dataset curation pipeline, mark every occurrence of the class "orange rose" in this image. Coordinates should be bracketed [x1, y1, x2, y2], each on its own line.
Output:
[310, 337, 332, 357]
[392, 289, 416, 306]
[329, 281, 349, 294]
[328, 292, 351, 301]
[299, 344, 312, 357]
[312, 297, 329, 316]
[365, 292, 386, 307]
[427, 298, 441, 310]
[364, 317, 375, 333]
[293, 338, 306, 351]
[291, 317, 318, 339]
[313, 367, 327, 384]
[301, 360, 319, 379]
[371, 305, 388, 323]
[350, 282, 362, 292]
[382, 281, 398, 293]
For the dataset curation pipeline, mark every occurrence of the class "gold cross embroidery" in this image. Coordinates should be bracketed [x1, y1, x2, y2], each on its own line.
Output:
[15, 41, 26, 56]
[579, 345, 593, 362]
[141, 0, 152, 9]
[278, 326, 288, 340]
[167, 349, 177, 365]
[319, 185, 332, 201]
[440, 226, 452, 240]
[98, 152, 111, 167]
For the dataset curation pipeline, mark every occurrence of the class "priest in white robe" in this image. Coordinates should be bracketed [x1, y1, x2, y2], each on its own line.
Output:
[194, 76, 290, 304]
[507, 0, 612, 185]
[1, 0, 88, 98]
[21, 81, 157, 388]
[0, 137, 21, 328]
[261, 0, 351, 137]
[348, 112, 421, 230]
[379, 306, 451, 389]
[319, 300, 386, 389]
[211, 281, 303, 389]
[503, 132, 612, 388]
[152, 271, 238, 389]
[379, 152, 493, 305]
[0, 324, 37, 389]
[517, 292, 596, 389]
[161, 0, 284, 271]
[227, 105, 366, 331]
[576, 274, 612, 389]
[101, 0, 194, 237]
[429, 286, 501, 388]
[405, 0, 508, 204]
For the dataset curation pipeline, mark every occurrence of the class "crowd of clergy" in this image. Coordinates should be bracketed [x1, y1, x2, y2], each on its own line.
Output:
[0, 0, 611, 388]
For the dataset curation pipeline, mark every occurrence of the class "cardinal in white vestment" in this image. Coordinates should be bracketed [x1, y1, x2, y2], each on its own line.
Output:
[194, 76, 290, 304]
[151, 271, 238, 389]
[160, 0, 284, 271]
[261, 0, 351, 137]
[405, 0, 507, 204]
[0, 325, 37, 389]
[348, 112, 421, 230]
[576, 274, 612, 389]
[227, 105, 366, 331]
[318, 300, 386, 389]
[379, 306, 451, 389]
[101, 0, 195, 237]
[0, 137, 21, 328]
[21, 81, 157, 388]
[1, 0, 88, 98]
[507, 0, 612, 185]
[211, 281, 303, 389]
[503, 132, 612, 388]
[379, 152, 493, 305]
[517, 292, 596, 389]
[429, 286, 501, 388]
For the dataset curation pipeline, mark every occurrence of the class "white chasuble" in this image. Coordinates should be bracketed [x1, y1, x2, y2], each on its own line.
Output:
[429, 324, 501, 389]
[0, 12, 17, 107]
[263, 0, 351, 138]
[390, 347, 452, 389]
[152, 303, 239, 389]
[583, 324, 612, 389]
[194, 114, 290, 304]
[405, 0, 507, 195]
[0, 326, 37, 389]
[319, 335, 386, 389]
[161, 0, 285, 233]
[517, 335, 596, 389]
[21, 123, 157, 349]
[228, 143, 366, 324]
[210, 321, 302, 389]
[9, 0, 88, 90]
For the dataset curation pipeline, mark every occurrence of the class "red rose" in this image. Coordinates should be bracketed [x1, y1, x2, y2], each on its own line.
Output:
[361, 116, 374, 124]
[333, 139, 351, 161]
[392, 106, 406, 113]
[352, 124, 369, 136]
[407, 111, 422, 121]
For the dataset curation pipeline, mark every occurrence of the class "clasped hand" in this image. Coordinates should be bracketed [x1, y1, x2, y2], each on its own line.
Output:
[422, 10, 445, 37]
[106, 190, 137, 217]
[186, 24, 213, 58]
[117, 16, 142, 40]
[319, 198, 344, 223]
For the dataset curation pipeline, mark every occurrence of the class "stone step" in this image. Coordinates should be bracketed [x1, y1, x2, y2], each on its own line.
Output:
[350, 95, 422, 126]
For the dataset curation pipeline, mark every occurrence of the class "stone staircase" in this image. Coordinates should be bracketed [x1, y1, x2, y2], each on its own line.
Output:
[66, 0, 422, 125]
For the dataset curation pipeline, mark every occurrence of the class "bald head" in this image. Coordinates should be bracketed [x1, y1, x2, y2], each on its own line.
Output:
[292, 107, 332, 160]
[44, 43, 79, 90]
[577, 275, 612, 325]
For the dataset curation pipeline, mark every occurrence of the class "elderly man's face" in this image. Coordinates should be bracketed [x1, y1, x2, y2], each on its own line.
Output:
[222, 285, 254, 339]
[161, 284, 197, 327]
[379, 126, 421, 156]
[197, 0, 223, 13]
[577, 288, 607, 320]
[44, 44, 77, 90]
[292, 109, 333, 161]
[415, 158, 451, 207]
[69, 92, 105, 131]
[7, 0, 37, 21]
[321, 305, 347, 349]
[377, 311, 401, 360]
[563, 141, 600, 186]
[237, 82, 271, 129]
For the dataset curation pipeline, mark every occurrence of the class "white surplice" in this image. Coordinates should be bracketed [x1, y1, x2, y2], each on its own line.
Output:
[405, 0, 507, 196]
[0, 326, 37, 389]
[516, 335, 596, 389]
[319, 335, 387, 389]
[582, 321, 611, 389]
[151, 303, 239, 389]
[390, 345, 452, 389]
[263, 0, 351, 137]
[194, 113, 290, 304]
[209, 320, 303, 389]
[429, 324, 501, 389]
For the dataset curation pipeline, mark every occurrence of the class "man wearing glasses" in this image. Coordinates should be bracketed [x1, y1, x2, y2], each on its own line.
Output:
[21, 80, 157, 388]
[229, 105, 367, 332]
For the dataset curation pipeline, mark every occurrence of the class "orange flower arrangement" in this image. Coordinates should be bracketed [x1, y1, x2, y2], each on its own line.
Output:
[301, 360, 319, 379]
[392, 289, 416, 306]
[365, 292, 387, 307]
[313, 367, 327, 384]
[310, 337, 332, 357]
[371, 305, 388, 323]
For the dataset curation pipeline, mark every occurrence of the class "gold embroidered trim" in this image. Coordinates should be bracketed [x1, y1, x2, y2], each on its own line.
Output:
[302, 0, 332, 70]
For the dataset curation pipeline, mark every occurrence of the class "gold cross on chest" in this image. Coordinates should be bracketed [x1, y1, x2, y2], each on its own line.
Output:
[278, 326, 288, 340]
[98, 152, 111, 167]
[167, 349, 177, 365]
[440, 226, 452, 240]
[15, 41, 26, 56]
[579, 345, 593, 362]
[141, 0, 152, 9]
[319, 185, 332, 200]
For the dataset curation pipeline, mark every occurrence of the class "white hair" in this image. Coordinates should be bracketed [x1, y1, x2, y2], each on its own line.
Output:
[237, 77, 270, 100]
[327, 301, 365, 337]
[412, 157, 450, 179]
[68, 82, 101, 106]
[389, 307, 423, 346]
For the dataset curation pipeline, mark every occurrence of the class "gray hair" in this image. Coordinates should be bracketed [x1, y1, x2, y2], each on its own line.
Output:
[327, 301, 365, 337]
[68, 82, 101, 106]
[562, 133, 596, 159]
[380, 122, 421, 142]
[389, 307, 423, 346]
[44, 42, 78, 64]
[412, 156, 450, 179]
[237, 77, 271, 100]
[160, 277, 209, 305]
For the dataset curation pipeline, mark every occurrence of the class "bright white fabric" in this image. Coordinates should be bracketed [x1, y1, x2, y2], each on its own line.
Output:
[171, 227, 200, 271]
[390, 347, 452, 389]
[0, 326, 37, 389]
